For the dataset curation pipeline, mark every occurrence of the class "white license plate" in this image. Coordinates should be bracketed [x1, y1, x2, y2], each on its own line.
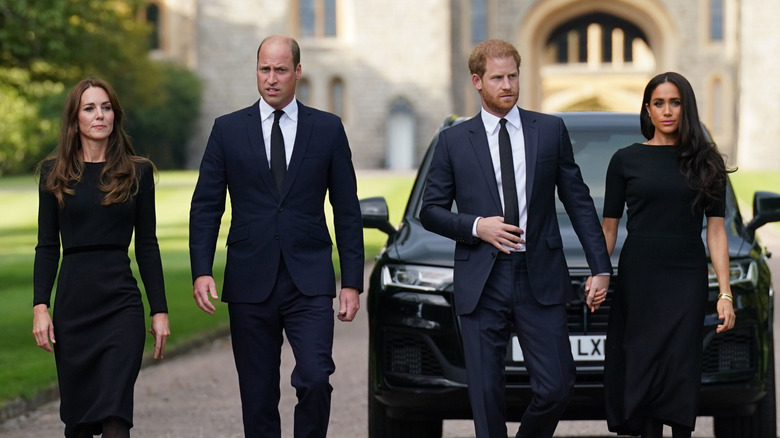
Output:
[511, 335, 606, 362]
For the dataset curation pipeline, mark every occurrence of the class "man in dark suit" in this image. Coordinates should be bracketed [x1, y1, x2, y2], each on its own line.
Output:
[420, 39, 612, 438]
[189, 35, 364, 438]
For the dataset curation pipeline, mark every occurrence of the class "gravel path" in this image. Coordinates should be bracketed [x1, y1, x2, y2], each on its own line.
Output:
[7, 225, 780, 438]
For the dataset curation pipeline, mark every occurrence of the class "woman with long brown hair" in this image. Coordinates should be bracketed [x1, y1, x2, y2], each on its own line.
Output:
[601, 72, 736, 437]
[32, 77, 169, 438]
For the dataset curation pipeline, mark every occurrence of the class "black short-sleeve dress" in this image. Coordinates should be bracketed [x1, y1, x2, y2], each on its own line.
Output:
[602, 143, 724, 434]
[34, 161, 167, 436]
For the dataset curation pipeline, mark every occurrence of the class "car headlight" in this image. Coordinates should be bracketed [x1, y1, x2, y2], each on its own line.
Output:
[381, 265, 454, 292]
[708, 259, 758, 288]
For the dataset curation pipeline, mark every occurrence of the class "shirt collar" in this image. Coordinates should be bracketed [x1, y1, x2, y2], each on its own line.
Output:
[259, 98, 299, 123]
[481, 106, 520, 134]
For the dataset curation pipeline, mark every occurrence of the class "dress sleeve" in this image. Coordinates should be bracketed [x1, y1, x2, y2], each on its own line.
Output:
[705, 184, 727, 218]
[134, 162, 168, 315]
[602, 149, 626, 219]
[33, 166, 61, 308]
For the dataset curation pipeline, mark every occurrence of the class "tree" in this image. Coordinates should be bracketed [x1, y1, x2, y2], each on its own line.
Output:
[128, 63, 203, 169]
[0, 0, 199, 175]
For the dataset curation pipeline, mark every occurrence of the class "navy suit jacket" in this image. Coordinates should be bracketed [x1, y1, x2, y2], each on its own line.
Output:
[420, 108, 611, 314]
[189, 100, 364, 303]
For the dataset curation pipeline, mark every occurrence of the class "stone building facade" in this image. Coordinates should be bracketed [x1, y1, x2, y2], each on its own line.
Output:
[145, 0, 779, 170]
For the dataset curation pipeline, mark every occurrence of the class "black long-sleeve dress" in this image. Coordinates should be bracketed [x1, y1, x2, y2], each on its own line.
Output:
[34, 161, 167, 436]
[602, 143, 724, 434]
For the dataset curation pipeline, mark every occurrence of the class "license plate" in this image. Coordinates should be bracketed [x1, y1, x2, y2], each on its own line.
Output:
[511, 335, 606, 362]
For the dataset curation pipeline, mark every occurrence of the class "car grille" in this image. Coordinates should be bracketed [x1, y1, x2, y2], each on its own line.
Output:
[385, 333, 443, 376]
[702, 327, 756, 374]
[566, 274, 613, 334]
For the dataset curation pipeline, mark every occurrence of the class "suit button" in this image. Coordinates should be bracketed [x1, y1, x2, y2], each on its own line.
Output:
[275, 234, 280, 239]
[278, 207, 283, 212]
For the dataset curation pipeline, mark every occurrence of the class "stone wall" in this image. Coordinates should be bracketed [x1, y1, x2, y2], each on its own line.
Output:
[737, 0, 780, 170]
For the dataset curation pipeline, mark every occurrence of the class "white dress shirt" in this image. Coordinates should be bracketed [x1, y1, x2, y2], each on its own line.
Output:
[259, 98, 298, 168]
[472, 106, 528, 251]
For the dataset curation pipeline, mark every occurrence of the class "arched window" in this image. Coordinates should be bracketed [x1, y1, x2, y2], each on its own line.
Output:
[386, 99, 416, 170]
[329, 78, 344, 118]
[324, 0, 337, 37]
[145, 3, 161, 50]
[471, 0, 487, 44]
[545, 13, 649, 66]
[297, 78, 311, 105]
[299, 0, 316, 37]
[709, 0, 724, 41]
[298, 0, 338, 38]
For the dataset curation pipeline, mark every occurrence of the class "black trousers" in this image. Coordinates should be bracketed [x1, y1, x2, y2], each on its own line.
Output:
[228, 257, 335, 438]
[459, 252, 575, 438]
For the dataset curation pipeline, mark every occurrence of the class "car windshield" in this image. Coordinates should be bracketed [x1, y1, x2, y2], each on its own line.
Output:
[560, 127, 645, 213]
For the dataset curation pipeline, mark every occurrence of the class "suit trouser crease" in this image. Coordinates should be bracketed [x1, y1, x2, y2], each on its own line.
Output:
[228, 257, 335, 438]
[459, 254, 575, 438]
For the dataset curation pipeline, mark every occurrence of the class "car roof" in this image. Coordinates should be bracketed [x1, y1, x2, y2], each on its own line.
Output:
[556, 112, 640, 130]
[444, 111, 640, 129]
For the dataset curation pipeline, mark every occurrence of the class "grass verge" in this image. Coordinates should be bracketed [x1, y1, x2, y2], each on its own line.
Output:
[0, 170, 413, 410]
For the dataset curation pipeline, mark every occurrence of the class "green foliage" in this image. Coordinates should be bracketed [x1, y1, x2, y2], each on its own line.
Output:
[0, 68, 63, 175]
[0, 171, 414, 405]
[0, 0, 153, 82]
[0, 0, 201, 174]
[126, 64, 203, 169]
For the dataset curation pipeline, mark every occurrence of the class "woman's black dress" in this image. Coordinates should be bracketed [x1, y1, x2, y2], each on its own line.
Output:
[34, 161, 167, 436]
[602, 144, 724, 434]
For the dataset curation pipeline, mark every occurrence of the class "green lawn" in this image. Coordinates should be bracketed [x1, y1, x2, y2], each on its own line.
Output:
[0, 170, 413, 405]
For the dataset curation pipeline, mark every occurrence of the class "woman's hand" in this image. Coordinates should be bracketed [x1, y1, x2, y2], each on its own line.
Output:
[716, 297, 736, 333]
[32, 304, 55, 353]
[149, 313, 170, 359]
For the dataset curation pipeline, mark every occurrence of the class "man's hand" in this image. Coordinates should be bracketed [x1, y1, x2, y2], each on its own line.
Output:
[584, 274, 610, 313]
[338, 287, 360, 322]
[476, 216, 524, 253]
[193, 275, 219, 315]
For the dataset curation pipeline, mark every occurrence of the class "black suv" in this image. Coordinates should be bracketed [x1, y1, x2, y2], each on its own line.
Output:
[361, 112, 780, 438]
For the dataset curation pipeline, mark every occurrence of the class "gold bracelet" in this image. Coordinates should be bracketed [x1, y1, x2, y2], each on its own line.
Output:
[717, 292, 733, 303]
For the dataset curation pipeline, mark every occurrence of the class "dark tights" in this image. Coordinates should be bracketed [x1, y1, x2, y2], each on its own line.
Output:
[641, 417, 691, 438]
[72, 417, 130, 438]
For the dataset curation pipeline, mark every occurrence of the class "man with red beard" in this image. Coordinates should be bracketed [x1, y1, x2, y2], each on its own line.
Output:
[420, 39, 612, 438]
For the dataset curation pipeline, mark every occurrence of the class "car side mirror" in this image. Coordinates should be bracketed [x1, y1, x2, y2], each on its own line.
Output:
[360, 197, 396, 236]
[745, 191, 780, 238]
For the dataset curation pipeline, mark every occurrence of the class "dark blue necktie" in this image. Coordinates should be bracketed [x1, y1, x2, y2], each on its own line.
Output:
[270, 109, 286, 192]
[499, 118, 519, 227]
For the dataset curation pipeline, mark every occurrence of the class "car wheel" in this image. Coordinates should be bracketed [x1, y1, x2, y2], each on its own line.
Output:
[368, 375, 443, 438]
[714, 352, 776, 437]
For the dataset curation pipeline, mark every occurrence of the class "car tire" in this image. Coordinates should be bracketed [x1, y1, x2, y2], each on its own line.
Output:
[714, 351, 776, 438]
[368, 375, 443, 438]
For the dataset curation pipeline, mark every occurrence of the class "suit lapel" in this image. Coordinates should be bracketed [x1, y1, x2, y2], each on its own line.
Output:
[245, 101, 279, 199]
[280, 100, 312, 200]
[519, 108, 538, 202]
[468, 115, 503, 213]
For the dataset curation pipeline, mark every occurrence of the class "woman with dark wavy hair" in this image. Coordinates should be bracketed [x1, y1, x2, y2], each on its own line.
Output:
[32, 77, 169, 438]
[600, 72, 735, 437]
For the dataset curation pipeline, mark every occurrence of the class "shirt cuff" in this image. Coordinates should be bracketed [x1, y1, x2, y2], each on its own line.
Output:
[472, 217, 482, 237]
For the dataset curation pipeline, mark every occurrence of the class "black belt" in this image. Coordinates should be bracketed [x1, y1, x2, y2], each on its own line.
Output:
[63, 244, 127, 256]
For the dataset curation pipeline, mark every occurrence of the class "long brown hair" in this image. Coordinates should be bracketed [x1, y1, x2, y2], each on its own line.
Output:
[639, 72, 730, 213]
[37, 77, 152, 207]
